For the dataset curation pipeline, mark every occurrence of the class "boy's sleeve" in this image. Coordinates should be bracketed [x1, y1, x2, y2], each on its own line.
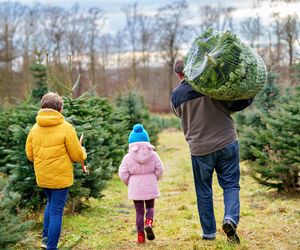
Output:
[65, 125, 87, 163]
[119, 156, 130, 186]
[25, 130, 34, 162]
[154, 152, 163, 180]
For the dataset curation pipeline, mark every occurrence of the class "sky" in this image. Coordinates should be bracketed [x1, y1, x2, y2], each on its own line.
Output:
[1, 0, 300, 35]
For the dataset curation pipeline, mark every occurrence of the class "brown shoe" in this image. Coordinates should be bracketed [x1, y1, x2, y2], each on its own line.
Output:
[222, 219, 240, 244]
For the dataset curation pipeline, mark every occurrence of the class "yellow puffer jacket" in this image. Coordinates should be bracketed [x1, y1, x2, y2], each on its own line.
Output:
[25, 109, 87, 189]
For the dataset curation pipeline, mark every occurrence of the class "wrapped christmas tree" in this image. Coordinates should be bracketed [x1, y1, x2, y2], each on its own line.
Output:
[184, 28, 267, 100]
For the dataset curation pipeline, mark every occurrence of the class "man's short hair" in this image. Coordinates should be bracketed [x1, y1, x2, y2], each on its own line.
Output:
[41, 92, 63, 112]
[173, 58, 185, 74]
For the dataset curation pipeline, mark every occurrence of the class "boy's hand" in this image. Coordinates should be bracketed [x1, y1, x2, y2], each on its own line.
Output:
[82, 165, 89, 174]
[79, 134, 88, 174]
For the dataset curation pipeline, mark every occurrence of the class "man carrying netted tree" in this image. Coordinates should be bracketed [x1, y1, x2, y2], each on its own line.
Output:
[170, 57, 254, 244]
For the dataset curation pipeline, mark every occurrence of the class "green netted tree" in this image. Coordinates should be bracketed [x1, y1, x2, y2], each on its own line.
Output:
[249, 86, 300, 192]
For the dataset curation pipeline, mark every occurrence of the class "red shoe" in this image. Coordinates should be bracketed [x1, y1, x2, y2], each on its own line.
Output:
[137, 231, 145, 244]
[145, 218, 155, 240]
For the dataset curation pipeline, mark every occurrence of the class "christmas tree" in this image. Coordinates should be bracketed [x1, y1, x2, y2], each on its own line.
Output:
[0, 179, 33, 248]
[250, 85, 300, 192]
[234, 71, 281, 160]
[30, 50, 48, 101]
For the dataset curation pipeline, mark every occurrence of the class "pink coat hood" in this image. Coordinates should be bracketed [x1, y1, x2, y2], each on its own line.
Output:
[119, 142, 163, 200]
[128, 142, 155, 164]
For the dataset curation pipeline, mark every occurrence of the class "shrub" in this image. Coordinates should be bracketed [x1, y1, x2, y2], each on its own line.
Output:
[0, 178, 34, 248]
[0, 92, 158, 211]
[249, 86, 300, 192]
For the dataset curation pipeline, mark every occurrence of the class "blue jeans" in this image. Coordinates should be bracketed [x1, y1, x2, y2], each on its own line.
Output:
[43, 188, 68, 250]
[191, 141, 240, 239]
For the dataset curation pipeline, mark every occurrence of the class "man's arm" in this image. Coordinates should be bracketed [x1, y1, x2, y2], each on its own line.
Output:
[170, 100, 180, 117]
[224, 97, 254, 112]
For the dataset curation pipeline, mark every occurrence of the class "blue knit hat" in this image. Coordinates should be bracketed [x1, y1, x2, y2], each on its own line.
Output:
[128, 124, 150, 144]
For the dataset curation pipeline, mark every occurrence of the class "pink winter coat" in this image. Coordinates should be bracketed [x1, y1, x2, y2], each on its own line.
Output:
[118, 142, 163, 200]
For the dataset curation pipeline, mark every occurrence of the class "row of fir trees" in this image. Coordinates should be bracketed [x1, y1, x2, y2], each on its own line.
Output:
[235, 60, 300, 193]
[0, 56, 159, 248]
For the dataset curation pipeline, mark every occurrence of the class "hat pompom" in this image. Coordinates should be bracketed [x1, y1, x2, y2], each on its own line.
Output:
[128, 123, 150, 144]
[133, 124, 143, 133]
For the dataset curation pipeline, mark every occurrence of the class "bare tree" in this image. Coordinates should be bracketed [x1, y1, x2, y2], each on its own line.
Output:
[272, 12, 284, 66]
[155, 0, 189, 98]
[198, 5, 236, 32]
[99, 33, 113, 92]
[138, 14, 154, 70]
[136, 11, 156, 91]
[85, 7, 105, 92]
[281, 14, 299, 66]
[21, 3, 45, 90]
[240, 16, 264, 50]
[200, 5, 223, 31]
[0, 1, 26, 101]
[44, 6, 68, 65]
[221, 7, 236, 31]
[0, 2, 25, 71]
[113, 30, 125, 90]
[122, 3, 139, 84]
[64, 4, 87, 95]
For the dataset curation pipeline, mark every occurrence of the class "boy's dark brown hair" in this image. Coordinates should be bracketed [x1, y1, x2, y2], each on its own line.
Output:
[173, 57, 185, 78]
[41, 92, 63, 112]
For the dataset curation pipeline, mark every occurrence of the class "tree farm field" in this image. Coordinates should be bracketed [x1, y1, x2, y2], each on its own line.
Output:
[26, 130, 300, 250]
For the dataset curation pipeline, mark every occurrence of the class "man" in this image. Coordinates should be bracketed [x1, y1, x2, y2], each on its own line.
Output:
[170, 58, 253, 243]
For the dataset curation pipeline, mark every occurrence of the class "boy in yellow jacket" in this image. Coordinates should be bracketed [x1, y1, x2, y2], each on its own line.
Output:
[25, 92, 86, 250]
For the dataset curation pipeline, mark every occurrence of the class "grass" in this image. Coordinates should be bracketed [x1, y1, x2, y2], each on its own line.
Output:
[19, 130, 300, 249]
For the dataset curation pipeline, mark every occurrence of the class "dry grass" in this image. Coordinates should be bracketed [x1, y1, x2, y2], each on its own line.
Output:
[22, 130, 300, 249]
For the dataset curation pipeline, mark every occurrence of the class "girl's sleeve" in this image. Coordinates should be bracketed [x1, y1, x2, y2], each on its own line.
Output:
[119, 156, 130, 186]
[25, 129, 34, 162]
[154, 152, 163, 180]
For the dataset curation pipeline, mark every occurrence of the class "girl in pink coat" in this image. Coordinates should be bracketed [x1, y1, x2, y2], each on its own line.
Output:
[119, 124, 163, 244]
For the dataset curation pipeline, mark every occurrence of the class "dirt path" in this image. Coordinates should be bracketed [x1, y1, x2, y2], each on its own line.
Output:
[47, 130, 300, 250]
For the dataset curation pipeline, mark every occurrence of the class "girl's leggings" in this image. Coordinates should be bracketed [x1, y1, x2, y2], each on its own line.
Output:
[133, 199, 155, 232]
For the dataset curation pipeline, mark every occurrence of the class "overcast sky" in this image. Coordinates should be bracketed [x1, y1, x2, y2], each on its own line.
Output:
[1, 0, 299, 35]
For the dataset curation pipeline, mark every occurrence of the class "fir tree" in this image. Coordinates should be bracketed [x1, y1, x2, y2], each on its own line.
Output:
[0, 179, 33, 249]
[235, 71, 281, 160]
[254, 71, 280, 112]
[30, 50, 48, 101]
[250, 86, 300, 192]
[63, 96, 116, 209]
[1, 90, 159, 211]
[115, 91, 159, 146]
[4, 102, 42, 209]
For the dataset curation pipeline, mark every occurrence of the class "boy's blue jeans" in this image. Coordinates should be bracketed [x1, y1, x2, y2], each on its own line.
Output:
[191, 140, 240, 239]
[43, 188, 68, 250]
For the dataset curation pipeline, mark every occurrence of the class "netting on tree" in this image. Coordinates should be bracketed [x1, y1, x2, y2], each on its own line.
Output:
[184, 29, 267, 100]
